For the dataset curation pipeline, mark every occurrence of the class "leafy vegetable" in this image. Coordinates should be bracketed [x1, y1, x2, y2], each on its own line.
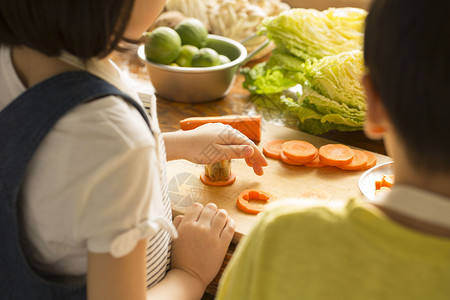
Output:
[259, 7, 367, 61]
[242, 7, 368, 135]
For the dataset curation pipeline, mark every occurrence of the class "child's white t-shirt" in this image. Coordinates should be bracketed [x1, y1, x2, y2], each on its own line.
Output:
[0, 45, 175, 286]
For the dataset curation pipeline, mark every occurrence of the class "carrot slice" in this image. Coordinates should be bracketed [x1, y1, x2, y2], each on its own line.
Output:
[200, 173, 236, 186]
[362, 150, 377, 170]
[280, 151, 303, 165]
[318, 144, 354, 166]
[304, 155, 327, 168]
[179, 115, 261, 142]
[337, 149, 368, 171]
[282, 140, 318, 164]
[381, 175, 395, 188]
[375, 180, 383, 190]
[263, 140, 287, 160]
[237, 189, 273, 214]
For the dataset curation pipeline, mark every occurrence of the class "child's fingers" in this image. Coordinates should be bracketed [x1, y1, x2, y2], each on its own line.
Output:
[197, 203, 218, 224]
[183, 202, 204, 222]
[173, 215, 184, 228]
[210, 209, 229, 235]
[220, 217, 235, 240]
[249, 160, 264, 176]
[216, 144, 254, 161]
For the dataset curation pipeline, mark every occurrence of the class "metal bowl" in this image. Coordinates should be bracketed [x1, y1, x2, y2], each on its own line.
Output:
[137, 34, 265, 103]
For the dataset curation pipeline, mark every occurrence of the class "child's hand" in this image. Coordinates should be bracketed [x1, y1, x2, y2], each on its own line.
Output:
[164, 123, 268, 175]
[171, 203, 235, 290]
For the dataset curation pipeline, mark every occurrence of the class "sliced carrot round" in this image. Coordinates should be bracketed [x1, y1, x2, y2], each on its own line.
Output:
[280, 151, 303, 165]
[282, 140, 318, 164]
[237, 189, 273, 214]
[200, 173, 236, 186]
[318, 144, 354, 166]
[304, 155, 327, 168]
[263, 140, 287, 160]
[361, 150, 377, 170]
[337, 149, 368, 171]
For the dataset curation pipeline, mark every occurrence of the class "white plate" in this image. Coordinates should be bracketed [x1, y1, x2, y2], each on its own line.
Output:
[359, 161, 394, 200]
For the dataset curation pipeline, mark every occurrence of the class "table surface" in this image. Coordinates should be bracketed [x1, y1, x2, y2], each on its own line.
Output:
[110, 49, 389, 295]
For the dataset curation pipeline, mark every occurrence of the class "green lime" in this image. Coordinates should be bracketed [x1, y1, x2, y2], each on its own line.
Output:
[174, 18, 208, 48]
[175, 45, 199, 67]
[191, 48, 221, 67]
[144, 27, 181, 64]
[219, 54, 231, 65]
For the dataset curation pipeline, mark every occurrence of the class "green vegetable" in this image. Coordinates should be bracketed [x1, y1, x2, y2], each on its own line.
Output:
[242, 8, 367, 135]
[259, 7, 366, 61]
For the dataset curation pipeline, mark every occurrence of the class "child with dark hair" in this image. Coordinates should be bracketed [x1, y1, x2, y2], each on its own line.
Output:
[216, 0, 450, 299]
[0, 0, 267, 299]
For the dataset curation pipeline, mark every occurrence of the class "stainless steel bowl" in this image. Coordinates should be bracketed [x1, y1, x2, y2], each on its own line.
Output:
[137, 34, 266, 103]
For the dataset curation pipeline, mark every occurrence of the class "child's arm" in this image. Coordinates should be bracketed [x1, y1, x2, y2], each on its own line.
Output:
[87, 240, 148, 300]
[147, 203, 235, 299]
[163, 123, 268, 175]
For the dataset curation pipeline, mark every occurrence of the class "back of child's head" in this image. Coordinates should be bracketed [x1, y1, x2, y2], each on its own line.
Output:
[364, 0, 450, 174]
[0, 0, 135, 59]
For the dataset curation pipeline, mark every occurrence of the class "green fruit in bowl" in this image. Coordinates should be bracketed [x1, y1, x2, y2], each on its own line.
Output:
[175, 45, 199, 67]
[219, 54, 231, 65]
[144, 26, 181, 64]
[191, 48, 221, 67]
[174, 18, 208, 48]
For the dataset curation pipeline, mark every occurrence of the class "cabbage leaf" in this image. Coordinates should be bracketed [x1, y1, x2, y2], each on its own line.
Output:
[242, 7, 367, 134]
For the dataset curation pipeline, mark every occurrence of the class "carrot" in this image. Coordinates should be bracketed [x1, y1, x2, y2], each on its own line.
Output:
[263, 140, 287, 160]
[304, 155, 327, 168]
[318, 144, 354, 166]
[337, 149, 368, 171]
[179, 115, 261, 142]
[237, 189, 273, 214]
[381, 174, 395, 188]
[200, 172, 236, 186]
[375, 180, 383, 190]
[282, 140, 318, 164]
[362, 150, 377, 170]
[280, 151, 304, 165]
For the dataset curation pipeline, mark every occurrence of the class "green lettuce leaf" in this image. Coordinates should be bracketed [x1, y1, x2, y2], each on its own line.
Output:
[259, 7, 367, 61]
[242, 7, 367, 135]
[301, 50, 366, 111]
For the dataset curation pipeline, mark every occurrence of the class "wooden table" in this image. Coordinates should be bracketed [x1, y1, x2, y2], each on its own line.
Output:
[111, 49, 388, 296]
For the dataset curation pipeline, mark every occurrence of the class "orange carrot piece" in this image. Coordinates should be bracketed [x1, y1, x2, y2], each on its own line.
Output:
[179, 115, 261, 142]
[375, 180, 383, 190]
[263, 140, 288, 160]
[362, 150, 378, 170]
[282, 140, 318, 164]
[318, 144, 354, 166]
[200, 173, 236, 186]
[381, 175, 395, 188]
[237, 189, 272, 214]
[304, 155, 327, 168]
[280, 151, 304, 165]
[337, 149, 368, 171]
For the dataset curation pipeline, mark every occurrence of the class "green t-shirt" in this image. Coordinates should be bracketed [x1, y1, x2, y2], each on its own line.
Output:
[216, 198, 450, 300]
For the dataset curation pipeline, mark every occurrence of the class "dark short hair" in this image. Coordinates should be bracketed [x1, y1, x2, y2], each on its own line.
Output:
[0, 0, 135, 59]
[364, 0, 450, 173]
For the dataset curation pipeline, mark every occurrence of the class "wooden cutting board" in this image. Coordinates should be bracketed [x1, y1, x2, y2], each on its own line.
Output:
[167, 123, 392, 242]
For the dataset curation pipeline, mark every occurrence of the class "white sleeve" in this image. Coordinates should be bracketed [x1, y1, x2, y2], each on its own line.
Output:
[78, 143, 166, 258]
